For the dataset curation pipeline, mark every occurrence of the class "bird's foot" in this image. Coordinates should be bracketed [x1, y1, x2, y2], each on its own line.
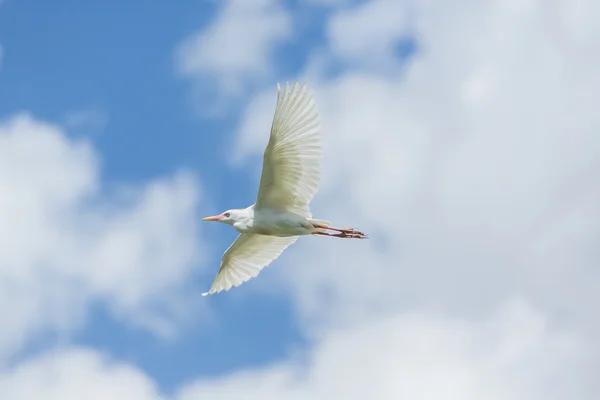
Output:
[342, 228, 368, 238]
[335, 230, 368, 239]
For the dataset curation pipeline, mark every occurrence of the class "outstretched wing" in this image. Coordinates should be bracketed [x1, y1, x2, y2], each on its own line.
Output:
[202, 233, 298, 296]
[255, 82, 321, 218]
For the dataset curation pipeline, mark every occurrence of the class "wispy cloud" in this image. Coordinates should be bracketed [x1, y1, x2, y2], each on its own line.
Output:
[176, 0, 291, 114]
[63, 108, 110, 135]
[327, 0, 414, 69]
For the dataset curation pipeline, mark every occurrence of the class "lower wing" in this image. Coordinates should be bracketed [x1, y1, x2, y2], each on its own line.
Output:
[203, 233, 298, 295]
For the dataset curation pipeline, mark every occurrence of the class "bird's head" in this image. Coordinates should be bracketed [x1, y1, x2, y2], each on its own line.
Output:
[202, 209, 241, 225]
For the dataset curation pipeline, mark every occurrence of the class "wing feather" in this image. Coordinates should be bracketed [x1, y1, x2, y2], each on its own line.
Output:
[202, 233, 298, 295]
[255, 82, 321, 217]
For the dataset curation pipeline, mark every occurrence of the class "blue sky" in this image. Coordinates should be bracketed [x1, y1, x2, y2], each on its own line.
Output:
[0, 0, 598, 398]
[0, 0, 218, 181]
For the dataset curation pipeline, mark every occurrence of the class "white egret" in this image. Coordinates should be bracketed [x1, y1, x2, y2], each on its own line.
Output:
[202, 81, 366, 296]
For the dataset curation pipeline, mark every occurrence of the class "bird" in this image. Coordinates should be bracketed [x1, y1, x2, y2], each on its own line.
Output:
[201, 81, 367, 296]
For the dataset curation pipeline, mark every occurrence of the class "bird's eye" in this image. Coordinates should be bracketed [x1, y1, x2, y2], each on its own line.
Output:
[224, 212, 231, 217]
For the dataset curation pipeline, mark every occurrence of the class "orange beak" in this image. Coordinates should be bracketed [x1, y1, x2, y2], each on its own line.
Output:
[202, 214, 223, 221]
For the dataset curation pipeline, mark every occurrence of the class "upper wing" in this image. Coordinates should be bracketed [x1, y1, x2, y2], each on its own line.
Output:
[255, 82, 321, 218]
[202, 233, 298, 296]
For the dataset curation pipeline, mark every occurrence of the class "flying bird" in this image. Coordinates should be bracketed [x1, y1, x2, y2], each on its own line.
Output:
[202, 82, 366, 296]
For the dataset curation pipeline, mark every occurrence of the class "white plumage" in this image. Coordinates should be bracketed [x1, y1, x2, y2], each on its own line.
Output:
[202, 82, 366, 296]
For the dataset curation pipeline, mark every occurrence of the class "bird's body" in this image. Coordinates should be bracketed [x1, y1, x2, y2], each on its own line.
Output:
[202, 82, 366, 296]
[229, 207, 318, 237]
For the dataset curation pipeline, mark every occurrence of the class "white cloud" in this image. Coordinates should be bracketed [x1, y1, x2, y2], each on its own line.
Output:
[178, 299, 596, 399]
[177, 0, 291, 108]
[0, 348, 164, 400]
[226, 1, 600, 398]
[184, 1, 600, 396]
[1, 302, 594, 399]
[233, 0, 600, 335]
[0, 113, 204, 362]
